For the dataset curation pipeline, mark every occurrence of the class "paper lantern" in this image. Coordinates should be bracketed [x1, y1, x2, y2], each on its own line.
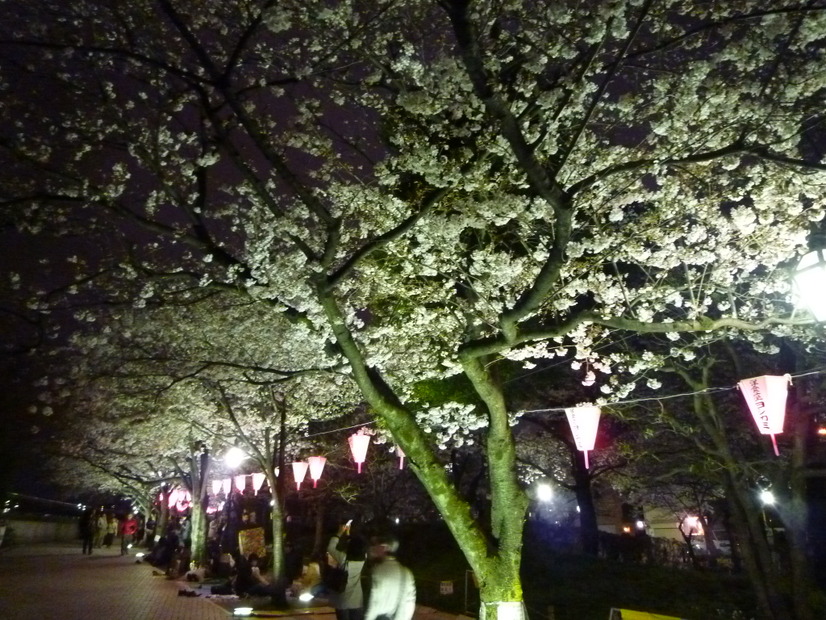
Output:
[396, 445, 405, 469]
[211, 480, 223, 496]
[292, 461, 309, 490]
[738, 375, 791, 456]
[348, 429, 372, 473]
[251, 472, 266, 493]
[565, 405, 601, 469]
[234, 474, 248, 493]
[221, 478, 232, 496]
[169, 488, 191, 512]
[307, 456, 327, 488]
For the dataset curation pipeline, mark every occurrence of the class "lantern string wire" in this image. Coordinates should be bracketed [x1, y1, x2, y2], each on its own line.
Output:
[304, 367, 826, 435]
[304, 420, 372, 439]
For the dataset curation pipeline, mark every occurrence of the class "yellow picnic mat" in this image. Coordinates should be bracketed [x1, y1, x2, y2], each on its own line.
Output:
[611, 609, 684, 620]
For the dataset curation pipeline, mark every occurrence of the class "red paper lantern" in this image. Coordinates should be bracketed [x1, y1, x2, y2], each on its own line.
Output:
[396, 445, 405, 469]
[565, 405, 601, 469]
[211, 480, 222, 496]
[292, 461, 309, 490]
[251, 472, 266, 493]
[307, 456, 327, 488]
[738, 374, 791, 456]
[221, 478, 232, 496]
[348, 429, 372, 473]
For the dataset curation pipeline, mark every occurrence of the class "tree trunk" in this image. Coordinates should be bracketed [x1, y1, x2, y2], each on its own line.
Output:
[724, 476, 792, 620]
[188, 446, 211, 568]
[267, 466, 287, 606]
[317, 286, 530, 620]
[189, 499, 207, 569]
[312, 502, 326, 557]
[572, 460, 599, 556]
[685, 384, 793, 620]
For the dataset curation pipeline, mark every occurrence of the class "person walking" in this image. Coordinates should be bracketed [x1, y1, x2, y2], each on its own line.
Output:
[120, 512, 139, 556]
[364, 533, 415, 620]
[327, 522, 367, 620]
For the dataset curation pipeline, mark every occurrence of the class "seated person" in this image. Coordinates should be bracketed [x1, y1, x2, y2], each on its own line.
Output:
[288, 556, 323, 599]
[235, 553, 275, 597]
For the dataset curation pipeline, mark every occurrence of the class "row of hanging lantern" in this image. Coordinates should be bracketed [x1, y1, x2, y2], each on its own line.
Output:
[568, 374, 794, 468]
[170, 373, 789, 504]
[292, 429, 406, 489]
[200, 429, 402, 499]
[291, 456, 327, 490]
[210, 472, 269, 497]
[166, 487, 192, 512]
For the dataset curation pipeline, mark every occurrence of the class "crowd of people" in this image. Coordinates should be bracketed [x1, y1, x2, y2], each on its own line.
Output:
[78, 507, 140, 556]
[79, 504, 416, 619]
[83, 509, 414, 619]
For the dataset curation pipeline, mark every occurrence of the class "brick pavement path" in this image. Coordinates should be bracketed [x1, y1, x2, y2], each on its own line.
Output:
[0, 542, 229, 619]
[0, 543, 461, 620]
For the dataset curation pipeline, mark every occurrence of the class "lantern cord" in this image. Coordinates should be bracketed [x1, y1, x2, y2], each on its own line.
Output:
[302, 368, 826, 430]
[304, 420, 372, 439]
[518, 385, 732, 415]
[514, 366, 826, 416]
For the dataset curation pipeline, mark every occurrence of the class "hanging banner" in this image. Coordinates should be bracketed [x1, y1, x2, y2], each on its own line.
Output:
[238, 526, 266, 559]
[738, 374, 791, 456]
[565, 405, 601, 469]
[222, 478, 232, 496]
[211, 479, 223, 496]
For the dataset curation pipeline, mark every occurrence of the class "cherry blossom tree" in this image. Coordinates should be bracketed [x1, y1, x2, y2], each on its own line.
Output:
[54, 291, 364, 579]
[3, 2, 826, 617]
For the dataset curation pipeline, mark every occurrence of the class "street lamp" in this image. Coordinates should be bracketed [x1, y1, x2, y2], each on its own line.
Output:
[793, 248, 826, 320]
[759, 489, 776, 548]
[224, 446, 247, 469]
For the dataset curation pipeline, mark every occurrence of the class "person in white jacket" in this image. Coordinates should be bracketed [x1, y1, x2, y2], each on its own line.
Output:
[364, 534, 416, 620]
[327, 523, 367, 620]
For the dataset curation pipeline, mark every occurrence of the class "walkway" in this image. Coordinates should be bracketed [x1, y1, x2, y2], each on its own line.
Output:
[0, 542, 231, 619]
[0, 542, 465, 620]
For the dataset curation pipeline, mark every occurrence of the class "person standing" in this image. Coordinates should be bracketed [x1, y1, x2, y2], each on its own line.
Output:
[104, 514, 117, 547]
[79, 507, 95, 555]
[120, 512, 139, 556]
[94, 510, 107, 548]
[327, 522, 367, 620]
[364, 533, 415, 620]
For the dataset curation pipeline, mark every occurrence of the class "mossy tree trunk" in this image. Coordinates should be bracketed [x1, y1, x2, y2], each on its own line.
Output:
[317, 287, 530, 619]
[187, 444, 211, 569]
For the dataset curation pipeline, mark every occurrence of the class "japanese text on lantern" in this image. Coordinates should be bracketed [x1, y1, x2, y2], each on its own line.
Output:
[748, 378, 770, 431]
